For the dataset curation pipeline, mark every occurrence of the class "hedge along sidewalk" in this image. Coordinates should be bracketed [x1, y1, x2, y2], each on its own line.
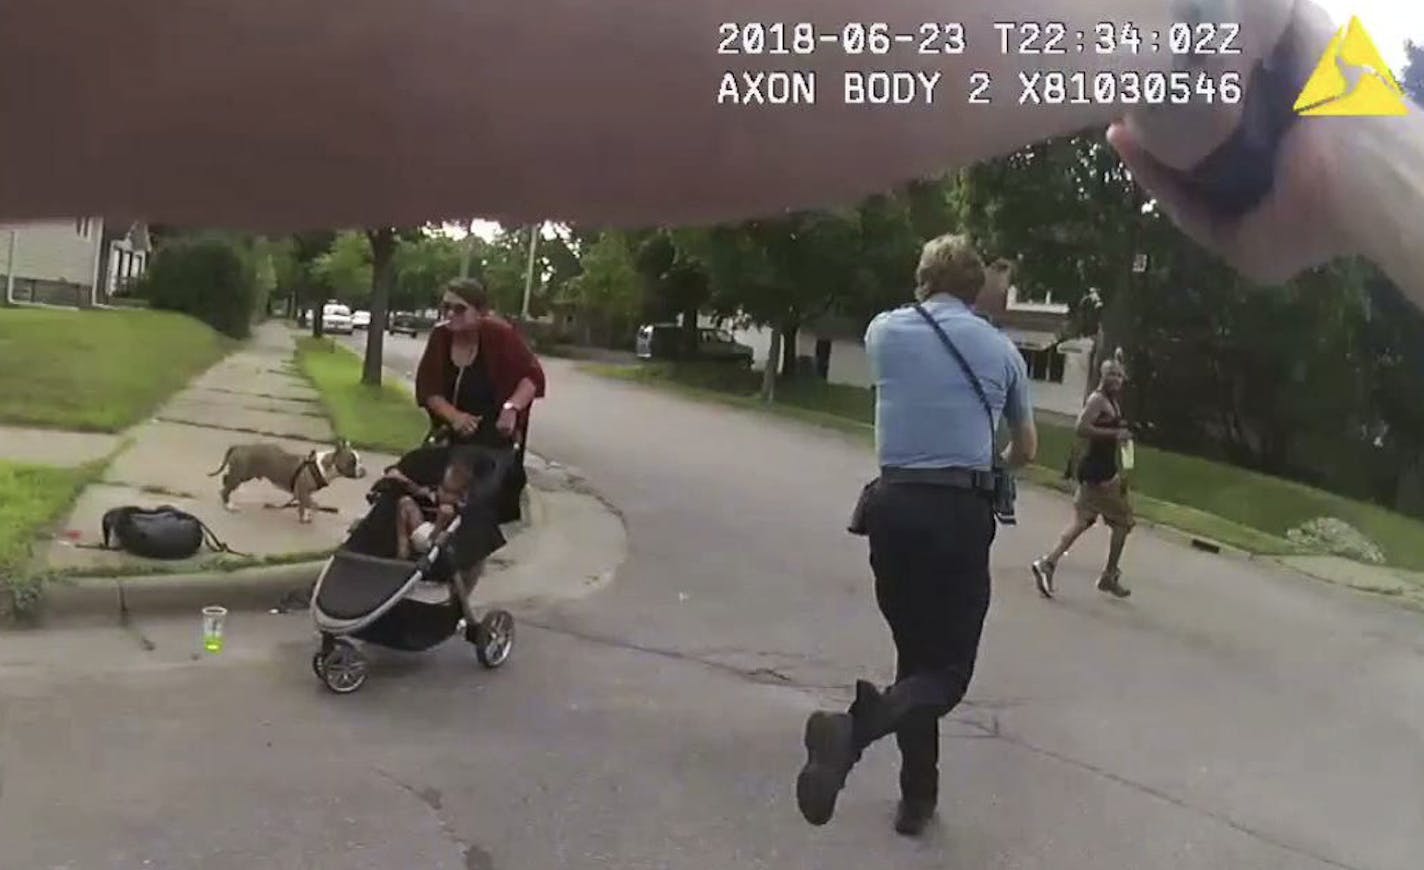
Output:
[294, 336, 430, 452]
[582, 362, 1424, 577]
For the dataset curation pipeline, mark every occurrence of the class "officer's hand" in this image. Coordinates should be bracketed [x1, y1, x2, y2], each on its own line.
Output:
[1110, 1, 1353, 285]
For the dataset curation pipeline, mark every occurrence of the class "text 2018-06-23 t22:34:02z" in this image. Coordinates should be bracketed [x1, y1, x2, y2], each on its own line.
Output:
[715, 20, 1243, 57]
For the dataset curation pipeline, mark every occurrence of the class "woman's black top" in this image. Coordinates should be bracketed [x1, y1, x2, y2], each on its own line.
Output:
[441, 351, 507, 447]
[433, 348, 526, 524]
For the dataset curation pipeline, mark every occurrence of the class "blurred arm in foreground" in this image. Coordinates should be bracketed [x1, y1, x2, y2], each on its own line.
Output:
[1109, 0, 1424, 306]
[0, 0, 1416, 297]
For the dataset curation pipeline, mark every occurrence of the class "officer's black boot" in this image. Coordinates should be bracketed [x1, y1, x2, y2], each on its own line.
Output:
[795, 680, 881, 826]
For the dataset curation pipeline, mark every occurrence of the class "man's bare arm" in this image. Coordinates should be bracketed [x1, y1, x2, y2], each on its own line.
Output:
[0, 0, 1288, 230]
[1075, 395, 1120, 439]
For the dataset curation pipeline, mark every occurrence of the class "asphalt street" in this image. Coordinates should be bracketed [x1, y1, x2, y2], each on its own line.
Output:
[0, 329, 1420, 869]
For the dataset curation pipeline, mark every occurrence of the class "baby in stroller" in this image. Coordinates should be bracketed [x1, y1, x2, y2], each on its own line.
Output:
[307, 441, 518, 694]
[385, 451, 475, 561]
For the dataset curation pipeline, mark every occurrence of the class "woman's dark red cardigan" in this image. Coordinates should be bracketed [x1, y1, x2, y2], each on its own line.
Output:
[414, 318, 547, 442]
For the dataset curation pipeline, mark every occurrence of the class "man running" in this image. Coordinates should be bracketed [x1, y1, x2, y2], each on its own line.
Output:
[1032, 359, 1134, 599]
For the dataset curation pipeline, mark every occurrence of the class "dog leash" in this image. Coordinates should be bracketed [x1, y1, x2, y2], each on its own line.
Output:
[197, 519, 250, 558]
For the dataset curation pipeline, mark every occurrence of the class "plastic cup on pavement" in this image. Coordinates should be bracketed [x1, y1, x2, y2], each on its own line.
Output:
[202, 606, 228, 654]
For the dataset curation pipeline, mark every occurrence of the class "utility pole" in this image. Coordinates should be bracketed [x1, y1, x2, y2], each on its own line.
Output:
[521, 221, 541, 320]
[4, 228, 17, 306]
[459, 217, 477, 279]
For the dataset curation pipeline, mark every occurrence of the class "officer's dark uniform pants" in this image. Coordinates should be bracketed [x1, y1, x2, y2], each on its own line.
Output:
[860, 481, 995, 804]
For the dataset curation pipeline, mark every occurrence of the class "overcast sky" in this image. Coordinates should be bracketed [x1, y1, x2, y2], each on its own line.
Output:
[451, 2, 1419, 240]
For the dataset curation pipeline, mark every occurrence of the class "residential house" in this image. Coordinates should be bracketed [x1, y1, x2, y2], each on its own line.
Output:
[0, 219, 149, 307]
[727, 287, 1095, 418]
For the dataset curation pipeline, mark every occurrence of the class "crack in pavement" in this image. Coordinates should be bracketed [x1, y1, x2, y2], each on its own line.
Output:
[515, 617, 1365, 870]
[515, 616, 847, 694]
[193, 386, 321, 404]
[154, 417, 330, 445]
[377, 769, 494, 870]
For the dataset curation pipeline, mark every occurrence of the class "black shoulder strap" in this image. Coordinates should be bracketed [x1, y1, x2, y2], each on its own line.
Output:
[195, 517, 249, 558]
[912, 304, 996, 436]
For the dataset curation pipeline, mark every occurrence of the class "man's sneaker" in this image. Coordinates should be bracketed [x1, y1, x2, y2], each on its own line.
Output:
[1097, 569, 1131, 598]
[796, 711, 857, 826]
[893, 799, 936, 837]
[1031, 558, 1056, 598]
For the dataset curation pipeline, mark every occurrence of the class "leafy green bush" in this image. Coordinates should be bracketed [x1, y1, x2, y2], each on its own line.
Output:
[134, 233, 259, 338]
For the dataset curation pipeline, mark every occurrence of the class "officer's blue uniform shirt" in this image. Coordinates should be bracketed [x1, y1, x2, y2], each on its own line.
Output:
[865, 294, 1033, 471]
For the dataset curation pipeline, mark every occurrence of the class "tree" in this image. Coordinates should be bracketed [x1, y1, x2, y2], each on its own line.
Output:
[476, 227, 537, 315]
[1401, 41, 1423, 102]
[361, 226, 423, 386]
[313, 231, 373, 306]
[676, 209, 867, 387]
[287, 230, 337, 336]
[267, 237, 301, 316]
[540, 227, 584, 313]
[634, 231, 710, 356]
[392, 233, 465, 312]
[565, 232, 643, 346]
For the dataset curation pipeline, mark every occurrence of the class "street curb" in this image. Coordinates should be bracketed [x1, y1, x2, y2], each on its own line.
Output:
[44, 560, 327, 619]
[33, 484, 549, 622]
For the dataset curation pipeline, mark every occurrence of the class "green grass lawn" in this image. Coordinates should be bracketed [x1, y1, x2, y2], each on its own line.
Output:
[0, 460, 102, 577]
[0, 307, 233, 432]
[588, 361, 1424, 570]
[295, 337, 429, 453]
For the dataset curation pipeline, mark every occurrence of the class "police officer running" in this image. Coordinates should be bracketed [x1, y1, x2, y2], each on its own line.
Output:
[796, 234, 1037, 836]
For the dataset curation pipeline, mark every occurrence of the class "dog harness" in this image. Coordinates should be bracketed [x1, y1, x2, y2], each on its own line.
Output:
[290, 450, 331, 493]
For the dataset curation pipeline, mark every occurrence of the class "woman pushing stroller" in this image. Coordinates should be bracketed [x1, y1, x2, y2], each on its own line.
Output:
[414, 278, 546, 525]
[304, 279, 545, 694]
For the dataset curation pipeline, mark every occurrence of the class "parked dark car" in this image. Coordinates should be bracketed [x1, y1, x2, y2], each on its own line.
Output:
[635, 323, 753, 366]
[387, 311, 436, 338]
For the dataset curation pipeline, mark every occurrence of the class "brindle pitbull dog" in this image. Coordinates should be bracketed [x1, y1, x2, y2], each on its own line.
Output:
[209, 439, 367, 522]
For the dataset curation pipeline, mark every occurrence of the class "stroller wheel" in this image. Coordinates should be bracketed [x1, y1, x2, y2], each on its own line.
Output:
[311, 651, 326, 680]
[320, 639, 368, 694]
[473, 609, 515, 669]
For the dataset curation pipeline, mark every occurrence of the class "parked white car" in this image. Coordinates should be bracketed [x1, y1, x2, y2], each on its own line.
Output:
[322, 303, 354, 334]
[352, 309, 371, 330]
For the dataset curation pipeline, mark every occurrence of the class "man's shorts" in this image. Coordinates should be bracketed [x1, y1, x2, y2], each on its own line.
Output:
[1074, 478, 1135, 530]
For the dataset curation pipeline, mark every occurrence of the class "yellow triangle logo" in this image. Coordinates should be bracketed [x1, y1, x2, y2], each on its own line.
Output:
[1293, 16, 1409, 116]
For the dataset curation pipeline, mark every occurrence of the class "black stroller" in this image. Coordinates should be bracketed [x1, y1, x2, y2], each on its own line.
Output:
[308, 442, 518, 694]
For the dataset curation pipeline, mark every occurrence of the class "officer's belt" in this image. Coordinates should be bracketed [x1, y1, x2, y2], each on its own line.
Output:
[879, 466, 995, 492]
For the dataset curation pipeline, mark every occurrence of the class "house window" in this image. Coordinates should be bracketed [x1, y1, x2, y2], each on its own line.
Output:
[1021, 347, 1066, 384]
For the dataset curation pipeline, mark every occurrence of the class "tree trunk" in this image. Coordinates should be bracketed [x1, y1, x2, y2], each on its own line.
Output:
[1396, 448, 1424, 518]
[680, 306, 699, 359]
[311, 283, 325, 338]
[362, 228, 397, 386]
[814, 338, 832, 380]
[93, 233, 114, 306]
[761, 329, 781, 404]
[780, 323, 799, 378]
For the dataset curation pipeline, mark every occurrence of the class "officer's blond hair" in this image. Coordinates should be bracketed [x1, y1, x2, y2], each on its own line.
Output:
[914, 234, 985, 303]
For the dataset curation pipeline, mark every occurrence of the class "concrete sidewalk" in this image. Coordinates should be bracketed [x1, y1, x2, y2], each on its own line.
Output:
[40, 322, 400, 576]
